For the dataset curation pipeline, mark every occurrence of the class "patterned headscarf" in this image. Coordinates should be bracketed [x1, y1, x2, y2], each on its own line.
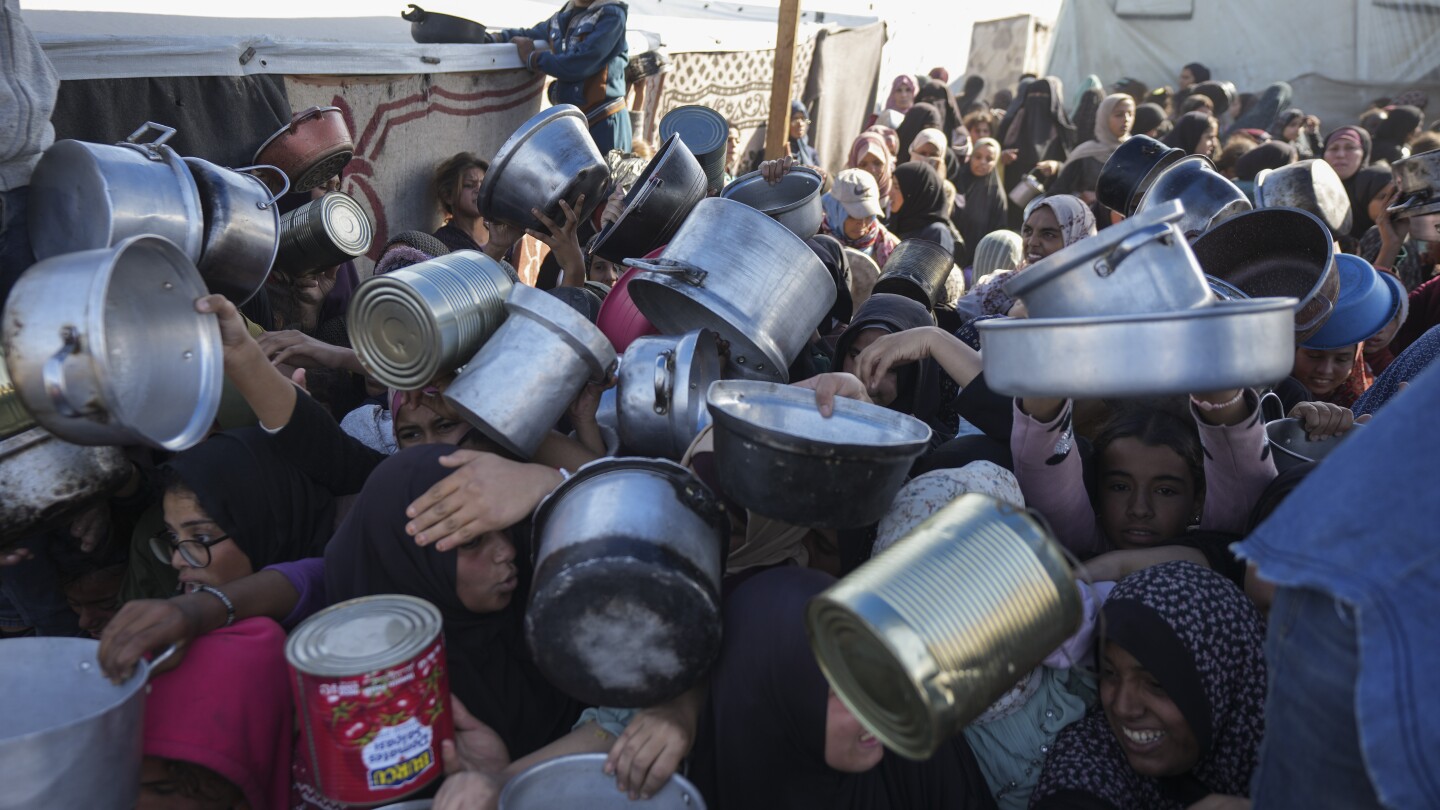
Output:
[873, 463, 1024, 555]
[847, 131, 894, 199]
[1032, 561, 1267, 808]
[968, 194, 1096, 318]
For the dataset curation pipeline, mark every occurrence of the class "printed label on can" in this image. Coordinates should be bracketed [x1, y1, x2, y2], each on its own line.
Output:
[294, 636, 452, 806]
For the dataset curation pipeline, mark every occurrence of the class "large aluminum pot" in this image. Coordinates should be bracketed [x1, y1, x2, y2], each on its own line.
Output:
[184, 158, 289, 305]
[274, 191, 373, 275]
[2, 235, 223, 450]
[0, 638, 174, 810]
[1255, 159, 1353, 236]
[478, 105, 610, 233]
[252, 105, 354, 194]
[976, 298, 1299, 398]
[872, 238, 954, 309]
[1002, 200, 1212, 319]
[705, 380, 931, 528]
[720, 166, 825, 239]
[1136, 155, 1251, 240]
[0, 427, 130, 547]
[444, 284, 616, 459]
[590, 134, 707, 264]
[528, 457, 728, 707]
[500, 754, 706, 809]
[349, 251, 515, 390]
[1191, 207, 1339, 343]
[627, 198, 835, 383]
[807, 493, 1081, 761]
[617, 329, 725, 460]
[28, 121, 204, 263]
[1096, 134, 1185, 215]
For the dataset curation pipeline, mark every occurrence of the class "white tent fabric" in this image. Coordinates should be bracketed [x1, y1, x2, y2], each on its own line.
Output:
[1046, 0, 1440, 125]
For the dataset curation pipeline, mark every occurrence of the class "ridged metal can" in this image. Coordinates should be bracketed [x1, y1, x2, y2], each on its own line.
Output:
[806, 493, 1081, 761]
[275, 191, 372, 274]
[348, 251, 516, 390]
[287, 595, 452, 806]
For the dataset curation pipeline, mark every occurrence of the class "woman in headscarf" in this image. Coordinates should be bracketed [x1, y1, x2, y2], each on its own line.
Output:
[155, 428, 335, 596]
[1052, 94, 1135, 198]
[324, 445, 582, 757]
[688, 566, 996, 810]
[916, 78, 964, 145]
[968, 230, 1023, 289]
[961, 194, 1097, 319]
[953, 138, 1009, 266]
[1031, 561, 1266, 809]
[995, 77, 1075, 228]
[1372, 105, 1425, 164]
[1227, 81, 1291, 138]
[848, 131, 894, 211]
[1133, 103, 1167, 139]
[1322, 126, 1393, 240]
[896, 102, 945, 164]
[888, 162, 962, 258]
[1164, 112, 1218, 158]
[1170, 63, 1212, 121]
[866, 124, 900, 157]
[823, 168, 900, 269]
[875, 74, 918, 130]
[1269, 108, 1323, 159]
[957, 74, 987, 115]
[1070, 88, 1105, 148]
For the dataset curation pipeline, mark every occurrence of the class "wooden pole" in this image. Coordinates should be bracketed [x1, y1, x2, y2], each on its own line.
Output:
[764, 0, 803, 161]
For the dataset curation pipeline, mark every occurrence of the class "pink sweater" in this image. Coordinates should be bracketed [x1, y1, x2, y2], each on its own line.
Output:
[1010, 393, 1278, 557]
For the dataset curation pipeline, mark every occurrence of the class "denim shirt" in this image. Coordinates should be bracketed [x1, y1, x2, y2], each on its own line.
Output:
[495, 0, 629, 109]
[1235, 362, 1440, 809]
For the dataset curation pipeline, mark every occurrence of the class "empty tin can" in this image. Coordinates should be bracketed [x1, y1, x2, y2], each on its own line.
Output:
[275, 191, 373, 274]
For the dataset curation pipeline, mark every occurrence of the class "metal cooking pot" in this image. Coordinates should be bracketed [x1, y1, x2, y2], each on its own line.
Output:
[1136, 155, 1251, 240]
[29, 121, 204, 263]
[872, 239, 954, 309]
[528, 458, 728, 707]
[1406, 206, 1440, 242]
[627, 198, 836, 383]
[500, 754, 706, 809]
[590, 134, 707, 264]
[0, 427, 130, 547]
[1097, 134, 1185, 215]
[2, 235, 223, 451]
[617, 329, 725, 460]
[1008, 172, 1044, 207]
[253, 106, 354, 194]
[479, 105, 610, 233]
[349, 250, 514, 390]
[1191, 207, 1339, 342]
[705, 380, 931, 528]
[184, 158, 288, 305]
[1266, 417, 1361, 471]
[720, 166, 825, 239]
[976, 297, 1299, 398]
[443, 284, 616, 459]
[402, 4, 488, 43]
[0, 638, 174, 810]
[274, 191, 373, 275]
[807, 493, 1080, 761]
[1388, 148, 1440, 217]
[1255, 159, 1353, 236]
[1002, 200, 1211, 319]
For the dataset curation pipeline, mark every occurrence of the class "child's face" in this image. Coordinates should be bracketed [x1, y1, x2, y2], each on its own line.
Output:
[1097, 438, 1201, 549]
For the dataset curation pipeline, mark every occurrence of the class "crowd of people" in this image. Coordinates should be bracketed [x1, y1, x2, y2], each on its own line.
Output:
[3, 0, 1440, 805]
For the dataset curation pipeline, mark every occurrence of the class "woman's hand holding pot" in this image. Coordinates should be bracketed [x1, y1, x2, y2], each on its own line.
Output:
[97, 598, 208, 683]
[605, 685, 704, 800]
[1288, 401, 1356, 441]
[792, 373, 872, 417]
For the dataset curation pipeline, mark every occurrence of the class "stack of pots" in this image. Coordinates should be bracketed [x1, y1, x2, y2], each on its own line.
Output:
[348, 250, 516, 390]
[978, 200, 1299, 397]
[626, 197, 835, 383]
[444, 284, 616, 459]
[659, 105, 730, 195]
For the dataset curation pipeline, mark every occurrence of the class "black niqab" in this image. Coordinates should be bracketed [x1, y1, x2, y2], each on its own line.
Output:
[916, 79, 963, 141]
[896, 102, 944, 164]
[889, 162, 952, 236]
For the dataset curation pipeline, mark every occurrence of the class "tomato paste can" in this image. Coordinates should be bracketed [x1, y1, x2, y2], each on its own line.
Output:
[286, 594, 453, 806]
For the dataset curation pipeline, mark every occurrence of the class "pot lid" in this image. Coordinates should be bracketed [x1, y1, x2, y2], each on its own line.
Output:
[1301, 254, 1402, 350]
[1002, 199, 1185, 301]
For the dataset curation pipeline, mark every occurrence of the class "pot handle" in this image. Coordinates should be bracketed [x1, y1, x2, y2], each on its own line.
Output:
[1259, 391, 1286, 423]
[125, 121, 176, 147]
[402, 3, 427, 21]
[289, 106, 340, 131]
[42, 326, 89, 419]
[654, 350, 674, 415]
[1093, 222, 1172, 278]
[1293, 292, 1335, 335]
[625, 258, 707, 286]
[234, 164, 291, 208]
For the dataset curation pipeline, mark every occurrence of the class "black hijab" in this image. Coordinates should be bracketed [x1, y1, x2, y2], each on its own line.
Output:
[164, 427, 334, 570]
[690, 567, 995, 810]
[957, 75, 986, 114]
[896, 102, 944, 164]
[889, 162, 951, 236]
[952, 150, 1008, 261]
[916, 79, 963, 142]
[1164, 111, 1215, 155]
[1234, 140, 1297, 181]
[1373, 105, 1424, 164]
[1134, 102, 1167, 136]
[322, 445, 581, 757]
[1071, 88, 1105, 146]
[1229, 82, 1291, 136]
[833, 293, 940, 421]
[1184, 62, 1212, 84]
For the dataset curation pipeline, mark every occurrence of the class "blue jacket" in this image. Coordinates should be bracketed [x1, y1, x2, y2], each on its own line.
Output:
[495, 0, 629, 110]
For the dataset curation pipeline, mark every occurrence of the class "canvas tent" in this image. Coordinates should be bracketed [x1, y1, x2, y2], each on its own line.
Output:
[1046, 0, 1440, 126]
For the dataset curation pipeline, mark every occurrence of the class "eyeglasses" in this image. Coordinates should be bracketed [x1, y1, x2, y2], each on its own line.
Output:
[149, 531, 232, 569]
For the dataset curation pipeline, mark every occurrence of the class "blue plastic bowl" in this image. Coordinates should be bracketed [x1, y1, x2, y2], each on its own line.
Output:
[1301, 254, 1401, 349]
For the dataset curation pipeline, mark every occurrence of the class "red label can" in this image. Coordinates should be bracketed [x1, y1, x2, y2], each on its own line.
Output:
[287, 595, 453, 806]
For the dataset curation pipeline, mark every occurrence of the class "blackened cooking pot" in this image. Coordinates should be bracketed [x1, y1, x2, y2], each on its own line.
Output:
[1097, 134, 1185, 215]
[402, 4, 488, 43]
[589, 134, 707, 264]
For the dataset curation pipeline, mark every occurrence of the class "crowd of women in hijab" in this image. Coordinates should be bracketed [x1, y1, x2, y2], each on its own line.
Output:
[4, 2, 1440, 803]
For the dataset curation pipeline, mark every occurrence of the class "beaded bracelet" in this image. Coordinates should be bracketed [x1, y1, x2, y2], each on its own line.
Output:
[196, 583, 236, 628]
[1191, 389, 1245, 412]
